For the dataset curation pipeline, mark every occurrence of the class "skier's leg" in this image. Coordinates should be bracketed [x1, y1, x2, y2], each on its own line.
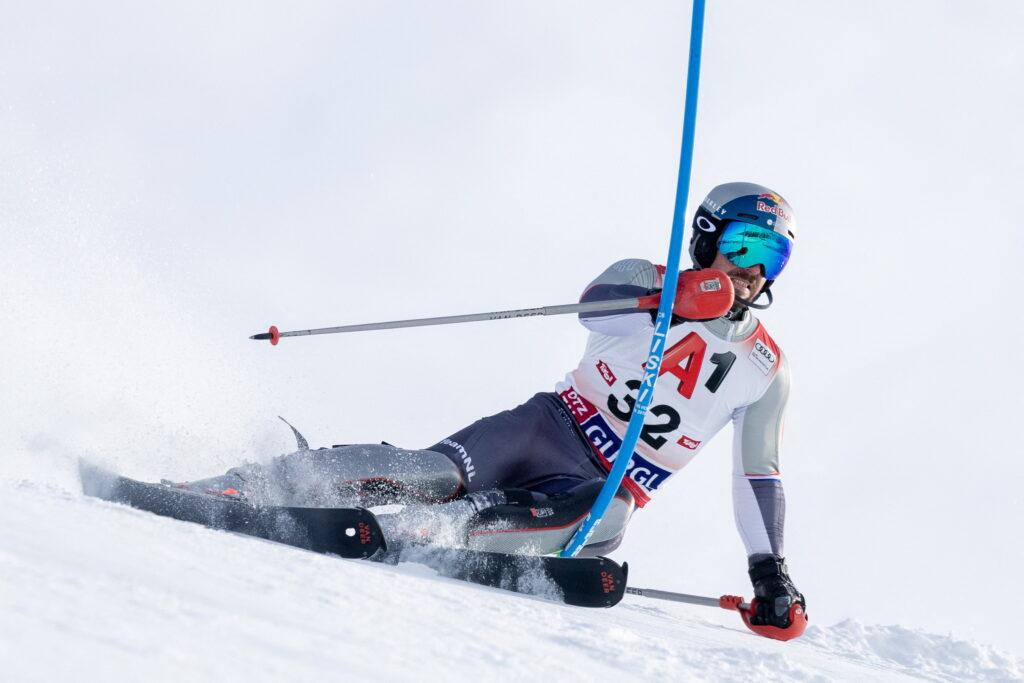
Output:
[171, 444, 463, 507]
[378, 479, 634, 557]
[428, 392, 605, 493]
[464, 479, 635, 557]
[375, 393, 628, 554]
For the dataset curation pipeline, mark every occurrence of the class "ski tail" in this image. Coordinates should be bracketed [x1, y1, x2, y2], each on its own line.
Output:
[79, 460, 385, 559]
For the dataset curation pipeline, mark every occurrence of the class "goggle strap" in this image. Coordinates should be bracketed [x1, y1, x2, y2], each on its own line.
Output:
[734, 286, 773, 310]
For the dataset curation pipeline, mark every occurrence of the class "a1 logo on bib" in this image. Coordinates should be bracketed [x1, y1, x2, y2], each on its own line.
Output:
[749, 337, 777, 375]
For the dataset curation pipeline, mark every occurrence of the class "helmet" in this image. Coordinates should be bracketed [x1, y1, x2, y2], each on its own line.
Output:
[689, 182, 796, 306]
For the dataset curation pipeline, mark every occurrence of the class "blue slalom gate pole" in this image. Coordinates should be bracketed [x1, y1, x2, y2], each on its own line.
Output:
[562, 0, 706, 557]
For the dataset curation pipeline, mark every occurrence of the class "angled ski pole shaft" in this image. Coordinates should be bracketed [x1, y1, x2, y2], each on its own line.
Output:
[561, 0, 705, 557]
[250, 294, 662, 345]
[625, 587, 749, 610]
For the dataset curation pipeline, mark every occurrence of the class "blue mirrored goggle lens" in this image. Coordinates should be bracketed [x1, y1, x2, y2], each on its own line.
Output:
[717, 222, 792, 280]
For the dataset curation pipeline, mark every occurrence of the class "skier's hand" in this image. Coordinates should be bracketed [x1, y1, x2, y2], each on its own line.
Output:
[747, 555, 806, 628]
[673, 269, 734, 320]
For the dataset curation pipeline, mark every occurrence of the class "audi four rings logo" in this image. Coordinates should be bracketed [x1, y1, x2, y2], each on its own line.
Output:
[748, 338, 777, 375]
[754, 340, 776, 364]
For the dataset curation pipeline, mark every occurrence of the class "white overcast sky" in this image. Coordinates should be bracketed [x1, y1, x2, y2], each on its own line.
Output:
[2, 1, 1022, 653]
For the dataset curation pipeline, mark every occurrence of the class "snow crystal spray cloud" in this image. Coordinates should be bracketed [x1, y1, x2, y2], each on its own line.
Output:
[0, 129, 281, 488]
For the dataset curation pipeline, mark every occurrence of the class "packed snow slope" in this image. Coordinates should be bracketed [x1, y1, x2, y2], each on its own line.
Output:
[2, 475, 1020, 682]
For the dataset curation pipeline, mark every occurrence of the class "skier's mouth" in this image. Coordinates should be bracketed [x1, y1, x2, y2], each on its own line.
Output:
[728, 272, 755, 290]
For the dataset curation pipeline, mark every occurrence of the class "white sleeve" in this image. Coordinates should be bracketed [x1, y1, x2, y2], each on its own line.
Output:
[731, 356, 789, 558]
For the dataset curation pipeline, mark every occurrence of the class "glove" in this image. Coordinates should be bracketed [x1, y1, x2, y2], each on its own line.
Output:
[672, 269, 734, 321]
[747, 555, 806, 628]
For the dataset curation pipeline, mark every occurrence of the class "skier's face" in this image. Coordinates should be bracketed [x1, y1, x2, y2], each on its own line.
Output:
[710, 251, 766, 302]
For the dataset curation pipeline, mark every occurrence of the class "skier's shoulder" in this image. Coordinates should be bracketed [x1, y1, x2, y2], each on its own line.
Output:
[749, 315, 787, 367]
[742, 314, 791, 408]
[700, 310, 789, 384]
[588, 258, 661, 289]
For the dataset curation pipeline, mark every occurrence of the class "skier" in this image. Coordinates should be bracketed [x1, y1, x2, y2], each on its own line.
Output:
[178, 181, 805, 628]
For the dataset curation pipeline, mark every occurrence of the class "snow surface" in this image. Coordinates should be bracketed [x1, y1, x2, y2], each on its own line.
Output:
[2, 475, 1021, 682]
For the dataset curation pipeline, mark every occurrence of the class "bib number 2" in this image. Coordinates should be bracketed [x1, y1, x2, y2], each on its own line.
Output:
[605, 332, 736, 451]
[607, 379, 681, 449]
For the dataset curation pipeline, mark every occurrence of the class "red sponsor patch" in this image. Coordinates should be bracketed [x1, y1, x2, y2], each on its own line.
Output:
[559, 387, 598, 422]
[677, 435, 702, 450]
[596, 360, 617, 386]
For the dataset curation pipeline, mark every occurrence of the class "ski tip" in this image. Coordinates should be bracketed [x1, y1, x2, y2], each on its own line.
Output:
[77, 458, 108, 481]
[277, 416, 309, 451]
[77, 459, 121, 500]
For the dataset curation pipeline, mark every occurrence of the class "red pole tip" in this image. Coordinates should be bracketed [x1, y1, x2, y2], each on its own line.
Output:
[269, 325, 280, 346]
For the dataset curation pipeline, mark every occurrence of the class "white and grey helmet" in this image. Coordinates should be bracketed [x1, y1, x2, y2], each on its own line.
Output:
[689, 182, 796, 307]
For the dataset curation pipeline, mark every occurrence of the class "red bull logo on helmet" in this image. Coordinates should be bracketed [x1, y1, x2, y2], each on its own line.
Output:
[756, 193, 791, 223]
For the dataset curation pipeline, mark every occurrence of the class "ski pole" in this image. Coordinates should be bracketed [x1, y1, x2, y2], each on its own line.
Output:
[249, 294, 661, 345]
[624, 586, 808, 642]
[626, 586, 748, 610]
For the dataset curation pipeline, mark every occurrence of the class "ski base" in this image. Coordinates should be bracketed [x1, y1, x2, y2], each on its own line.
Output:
[79, 460, 384, 558]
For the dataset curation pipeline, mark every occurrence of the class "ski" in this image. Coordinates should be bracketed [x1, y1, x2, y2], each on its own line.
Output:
[79, 460, 384, 558]
[388, 544, 628, 608]
[79, 460, 628, 608]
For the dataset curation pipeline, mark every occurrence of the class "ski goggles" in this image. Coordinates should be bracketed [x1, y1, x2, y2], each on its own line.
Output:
[717, 221, 793, 280]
